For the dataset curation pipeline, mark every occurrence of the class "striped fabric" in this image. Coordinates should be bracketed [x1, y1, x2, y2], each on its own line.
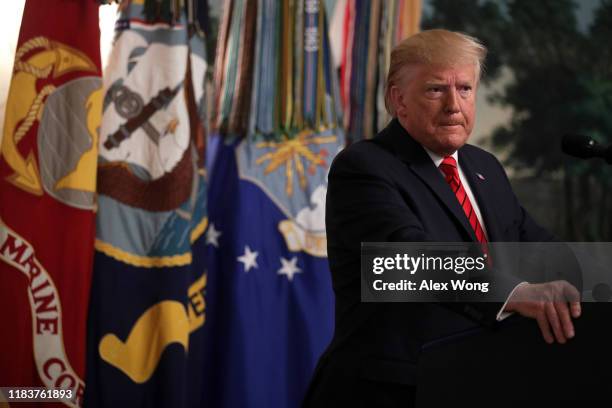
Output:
[215, 0, 340, 141]
[332, 0, 422, 142]
[440, 156, 488, 244]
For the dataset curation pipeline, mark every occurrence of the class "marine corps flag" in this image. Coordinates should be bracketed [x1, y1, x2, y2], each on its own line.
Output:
[84, 1, 208, 407]
[0, 1, 102, 407]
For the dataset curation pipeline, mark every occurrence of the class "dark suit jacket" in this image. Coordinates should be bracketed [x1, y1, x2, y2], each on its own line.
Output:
[305, 119, 565, 405]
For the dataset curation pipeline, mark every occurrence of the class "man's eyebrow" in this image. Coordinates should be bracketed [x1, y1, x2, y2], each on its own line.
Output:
[424, 81, 449, 87]
[424, 80, 474, 87]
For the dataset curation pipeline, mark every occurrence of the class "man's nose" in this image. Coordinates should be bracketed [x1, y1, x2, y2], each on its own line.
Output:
[444, 89, 460, 114]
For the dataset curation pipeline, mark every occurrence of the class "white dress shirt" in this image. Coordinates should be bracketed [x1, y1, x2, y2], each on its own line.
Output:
[423, 147, 523, 321]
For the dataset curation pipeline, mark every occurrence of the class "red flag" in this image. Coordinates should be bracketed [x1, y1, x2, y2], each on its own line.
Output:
[0, 1, 101, 407]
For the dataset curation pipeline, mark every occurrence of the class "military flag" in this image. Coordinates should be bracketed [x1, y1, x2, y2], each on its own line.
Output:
[202, 0, 344, 406]
[331, 0, 421, 142]
[0, 1, 102, 407]
[84, 1, 209, 407]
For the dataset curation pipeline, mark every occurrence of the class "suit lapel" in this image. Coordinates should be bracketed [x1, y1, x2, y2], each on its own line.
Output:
[458, 150, 502, 242]
[408, 154, 478, 242]
[376, 120, 477, 241]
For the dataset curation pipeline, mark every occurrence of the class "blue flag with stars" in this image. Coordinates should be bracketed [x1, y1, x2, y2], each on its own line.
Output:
[202, 0, 344, 406]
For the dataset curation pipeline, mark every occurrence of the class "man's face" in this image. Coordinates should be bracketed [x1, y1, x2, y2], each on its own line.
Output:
[392, 64, 477, 156]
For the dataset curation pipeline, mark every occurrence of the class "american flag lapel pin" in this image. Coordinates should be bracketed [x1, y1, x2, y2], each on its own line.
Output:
[476, 172, 485, 180]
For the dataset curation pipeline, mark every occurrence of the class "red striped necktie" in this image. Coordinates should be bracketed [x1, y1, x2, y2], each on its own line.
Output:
[439, 156, 488, 244]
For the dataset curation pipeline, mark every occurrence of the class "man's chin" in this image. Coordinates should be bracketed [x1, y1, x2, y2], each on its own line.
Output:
[432, 134, 469, 155]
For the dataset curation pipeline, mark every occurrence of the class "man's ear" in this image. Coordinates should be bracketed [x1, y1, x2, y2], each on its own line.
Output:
[389, 85, 405, 116]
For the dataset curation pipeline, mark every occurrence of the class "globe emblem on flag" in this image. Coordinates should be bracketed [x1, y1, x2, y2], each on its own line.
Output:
[2, 36, 100, 207]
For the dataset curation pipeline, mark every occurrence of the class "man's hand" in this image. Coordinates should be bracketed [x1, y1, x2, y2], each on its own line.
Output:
[504, 281, 581, 344]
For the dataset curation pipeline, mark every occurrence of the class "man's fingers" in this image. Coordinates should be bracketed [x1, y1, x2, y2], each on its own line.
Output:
[561, 281, 582, 319]
[570, 301, 581, 318]
[554, 301, 575, 339]
[512, 283, 581, 344]
[536, 314, 554, 344]
[544, 303, 566, 344]
[562, 282, 581, 303]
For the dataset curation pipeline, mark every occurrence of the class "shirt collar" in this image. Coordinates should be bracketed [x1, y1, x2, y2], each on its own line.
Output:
[422, 146, 459, 168]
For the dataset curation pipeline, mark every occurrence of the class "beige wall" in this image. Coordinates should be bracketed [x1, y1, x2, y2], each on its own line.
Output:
[0, 1, 25, 147]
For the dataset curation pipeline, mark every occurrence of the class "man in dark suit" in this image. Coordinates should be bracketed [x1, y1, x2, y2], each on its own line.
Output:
[303, 29, 581, 407]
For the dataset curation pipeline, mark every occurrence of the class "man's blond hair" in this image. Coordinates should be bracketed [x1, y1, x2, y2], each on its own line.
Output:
[384, 29, 487, 116]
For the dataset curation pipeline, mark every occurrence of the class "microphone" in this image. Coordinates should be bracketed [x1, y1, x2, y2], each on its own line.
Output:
[561, 134, 612, 164]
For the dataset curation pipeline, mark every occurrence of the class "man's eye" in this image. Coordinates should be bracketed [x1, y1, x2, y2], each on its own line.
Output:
[459, 86, 472, 94]
[426, 87, 442, 94]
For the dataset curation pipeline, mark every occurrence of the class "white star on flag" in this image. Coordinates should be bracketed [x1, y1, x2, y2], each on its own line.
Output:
[206, 223, 221, 247]
[278, 256, 302, 281]
[237, 245, 259, 272]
